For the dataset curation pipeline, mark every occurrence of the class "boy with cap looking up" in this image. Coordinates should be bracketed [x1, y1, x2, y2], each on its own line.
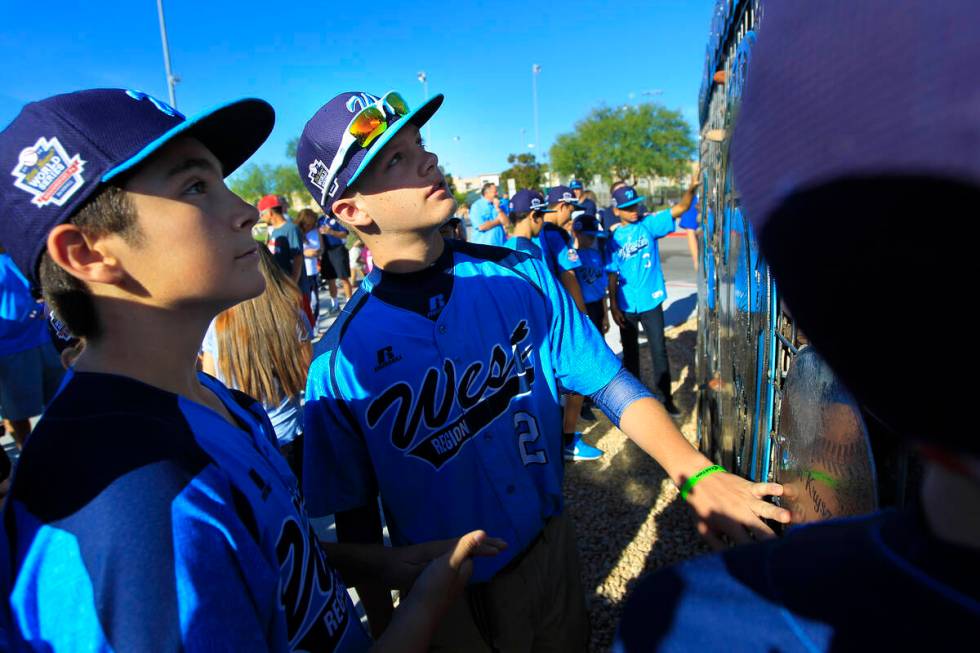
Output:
[0, 88, 503, 652]
[617, 2, 980, 650]
[572, 213, 609, 336]
[607, 181, 698, 416]
[297, 89, 789, 651]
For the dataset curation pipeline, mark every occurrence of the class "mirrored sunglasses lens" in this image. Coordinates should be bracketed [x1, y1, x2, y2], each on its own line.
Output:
[385, 93, 410, 116]
[349, 107, 386, 145]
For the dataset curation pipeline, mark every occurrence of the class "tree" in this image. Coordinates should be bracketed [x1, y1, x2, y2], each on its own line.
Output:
[498, 153, 547, 194]
[228, 137, 306, 206]
[549, 103, 695, 185]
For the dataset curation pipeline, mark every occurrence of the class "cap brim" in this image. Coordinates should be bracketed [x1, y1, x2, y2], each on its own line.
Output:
[616, 196, 645, 209]
[348, 93, 445, 188]
[102, 98, 275, 181]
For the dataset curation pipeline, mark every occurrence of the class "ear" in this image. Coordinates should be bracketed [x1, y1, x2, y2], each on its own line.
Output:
[46, 224, 126, 286]
[331, 195, 374, 231]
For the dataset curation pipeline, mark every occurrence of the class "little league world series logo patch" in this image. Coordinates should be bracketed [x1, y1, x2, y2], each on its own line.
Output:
[12, 137, 86, 208]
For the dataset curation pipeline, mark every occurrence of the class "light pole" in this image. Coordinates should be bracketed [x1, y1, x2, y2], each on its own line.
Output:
[417, 71, 430, 144]
[156, 0, 179, 108]
[531, 64, 541, 156]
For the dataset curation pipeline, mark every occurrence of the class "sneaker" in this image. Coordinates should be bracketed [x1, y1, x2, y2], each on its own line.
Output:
[563, 434, 604, 462]
[664, 400, 682, 417]
[579, 404, 598, 422]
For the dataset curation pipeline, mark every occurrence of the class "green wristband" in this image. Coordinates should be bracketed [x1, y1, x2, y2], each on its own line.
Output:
[680, 465, 727, 501]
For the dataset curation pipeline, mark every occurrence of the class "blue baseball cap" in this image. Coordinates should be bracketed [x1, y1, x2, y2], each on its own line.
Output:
[572, 214, 605, 237]
[568, 179, 584, 190]
[612, 186, 645, 209]
[297, 90, 443, 213]
[510, 189, 554, 214]
[546, 186, 580, 206]
[577, 198, 597, 217]
[0, 88, 274, 284]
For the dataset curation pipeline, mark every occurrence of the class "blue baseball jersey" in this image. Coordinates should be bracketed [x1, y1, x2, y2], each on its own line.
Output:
[303, 240, 622, 582]
[574, 246, 607, 304]
[0, 253, 48, 357]
[4, 369, 370, 652]
[615, 509, 979, 652]
[533, 223, 581, 278]
[607, 209, 675, 313]
[503, 235, 543, 259]
[678, 194, 699, 231]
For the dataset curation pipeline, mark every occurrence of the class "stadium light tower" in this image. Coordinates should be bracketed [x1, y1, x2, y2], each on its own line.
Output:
[156, 0, 179, 108]
[417, 71, 430, 144]
[532, 64, 542, 154]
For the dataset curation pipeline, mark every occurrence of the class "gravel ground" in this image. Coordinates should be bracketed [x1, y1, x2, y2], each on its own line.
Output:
[564, 317, 710, 652]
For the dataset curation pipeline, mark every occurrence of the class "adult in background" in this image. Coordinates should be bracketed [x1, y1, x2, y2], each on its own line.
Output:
[318, 211, 353, 313]
[295, 208, 322, 323]
[469, 182, 507, 246]
[0, 244, 64, 449]
[260, 194, 303, 283]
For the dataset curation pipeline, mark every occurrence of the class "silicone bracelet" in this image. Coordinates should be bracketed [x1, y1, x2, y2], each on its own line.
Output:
[680, 465, 727, 501]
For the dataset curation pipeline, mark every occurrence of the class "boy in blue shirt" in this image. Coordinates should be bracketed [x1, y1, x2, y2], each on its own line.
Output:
[607, 183, 698, 416]
[0, 88, 502, 652]
[503, 188, 550, 257]
[571, 214, 609, 335]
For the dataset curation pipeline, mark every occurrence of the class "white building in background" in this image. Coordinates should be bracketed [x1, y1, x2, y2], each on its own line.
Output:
[454, 173, 500, 193]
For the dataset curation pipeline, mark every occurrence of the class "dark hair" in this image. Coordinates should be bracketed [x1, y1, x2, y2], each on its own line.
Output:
[37, 185, 141, 341]
[509, 210, 531, 225]
[295, 208, 318, 232]
[481, 182, 496, 196]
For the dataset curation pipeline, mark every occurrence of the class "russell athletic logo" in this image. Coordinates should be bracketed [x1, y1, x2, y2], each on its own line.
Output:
[366, 320, 535, 469]
[374, 346, 403, 372]
[12, 137, 86, 208]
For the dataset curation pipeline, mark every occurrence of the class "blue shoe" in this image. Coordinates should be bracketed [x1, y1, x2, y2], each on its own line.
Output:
[564, 433, 604, 462]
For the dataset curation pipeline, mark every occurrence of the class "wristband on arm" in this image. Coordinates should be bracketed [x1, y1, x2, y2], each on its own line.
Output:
[679, 465, 727, 501]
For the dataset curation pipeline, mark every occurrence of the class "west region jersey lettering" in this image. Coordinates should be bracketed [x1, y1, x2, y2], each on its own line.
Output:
[303, 241, 622, 582]
[4, 370, 370, 652]
[607, 209, 675, 312]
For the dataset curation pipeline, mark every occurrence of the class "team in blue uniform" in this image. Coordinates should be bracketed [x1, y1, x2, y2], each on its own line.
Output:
[0, 88, 500, 652]
[296, 89, 789, 650]
[503, 188, 550, 258]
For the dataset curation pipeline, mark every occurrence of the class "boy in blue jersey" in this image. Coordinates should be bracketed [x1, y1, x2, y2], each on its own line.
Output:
[503, 188, 550, 257]
[617, 3, 980, 651]
[296, 89, 789, 651]
[571, 214, 609, 336]
[0, 88, 502, 652]
[607, 183, 698, 416]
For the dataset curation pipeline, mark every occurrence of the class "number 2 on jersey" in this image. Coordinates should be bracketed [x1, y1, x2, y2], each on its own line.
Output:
[514, 411, 547, 465]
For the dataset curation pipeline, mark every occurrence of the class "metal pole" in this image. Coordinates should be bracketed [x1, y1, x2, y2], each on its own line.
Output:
[532, 64, 541, 153]
[417, 71, 430, 144]
[156, 0, 178, 108]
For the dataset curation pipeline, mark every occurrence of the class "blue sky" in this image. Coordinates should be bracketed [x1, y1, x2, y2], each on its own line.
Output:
[1, 0, 713, 180]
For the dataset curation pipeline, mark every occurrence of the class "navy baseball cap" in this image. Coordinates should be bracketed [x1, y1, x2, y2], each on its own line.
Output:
[510, 189, 554, 214]
[572, 214, 604, 237]
[0, 88, 274, 284]
[612, 186, 645, 209]
[732, 0, 980, 452]
[546, 186, 580, 206]
[297, 90, 443, 213]
[568, 179, 584, 190]
[577, 198, 597, 217]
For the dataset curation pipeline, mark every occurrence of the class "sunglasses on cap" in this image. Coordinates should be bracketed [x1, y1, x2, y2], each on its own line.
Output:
[319, 90, 411, 206]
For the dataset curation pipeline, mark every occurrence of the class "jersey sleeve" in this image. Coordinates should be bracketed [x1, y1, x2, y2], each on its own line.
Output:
[642, 209, 677, 239]
[288, 225, 304, 256]
[302, 355, 379, 517]
[545, 231, 582, 272]
[520, 257, 621, 396]
[470, 200, 492, 228]
[7, 456, 276, 651]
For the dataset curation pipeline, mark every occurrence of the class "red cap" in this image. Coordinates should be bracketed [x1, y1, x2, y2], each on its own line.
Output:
[257, 194, 281, 212]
